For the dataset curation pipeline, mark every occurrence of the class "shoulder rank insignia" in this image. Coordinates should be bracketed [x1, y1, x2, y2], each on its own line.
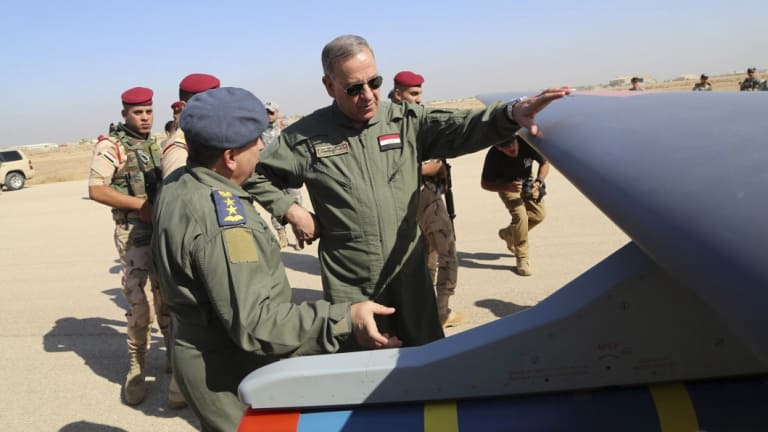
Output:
[212, 189, 247, 226]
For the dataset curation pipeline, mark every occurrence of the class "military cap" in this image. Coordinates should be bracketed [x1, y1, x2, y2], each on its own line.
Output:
[264, 101, 279, 113]
[747, 67, 756, 73]
[121, 87, 153, 105]
[179, 73, 221, 93]
[630, 77, 641, 83]
[171, 101, 183, 111]
[700, 73, 708, 79]
[394, 71, 424, 87]
[180, 87, 268, 150]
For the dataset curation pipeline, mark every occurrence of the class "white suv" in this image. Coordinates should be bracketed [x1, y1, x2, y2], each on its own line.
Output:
[0, 148, 36, 191]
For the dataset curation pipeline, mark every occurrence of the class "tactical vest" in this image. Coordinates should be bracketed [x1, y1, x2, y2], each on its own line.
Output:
[103, 125, 162, 224]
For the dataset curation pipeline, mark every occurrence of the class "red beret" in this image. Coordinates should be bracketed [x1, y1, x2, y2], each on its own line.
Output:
[394, 71, 424, 87]
[121, 87, 153, 105]
[171, 101, 183, 110]
[179, 73, 221, 93]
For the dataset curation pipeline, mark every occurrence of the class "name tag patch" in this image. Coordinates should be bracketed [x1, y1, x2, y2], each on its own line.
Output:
[315, 143, 350, 158]
[378, 133, 402, 151]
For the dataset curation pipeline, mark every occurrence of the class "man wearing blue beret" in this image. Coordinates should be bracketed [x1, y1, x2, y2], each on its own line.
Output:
[152, 87, 401, 431]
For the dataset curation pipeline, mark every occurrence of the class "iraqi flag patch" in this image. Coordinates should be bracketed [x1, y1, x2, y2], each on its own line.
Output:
[377, 133, 402, 151]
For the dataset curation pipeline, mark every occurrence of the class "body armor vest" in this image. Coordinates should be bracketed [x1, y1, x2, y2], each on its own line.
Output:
[107, 123, 162, 200]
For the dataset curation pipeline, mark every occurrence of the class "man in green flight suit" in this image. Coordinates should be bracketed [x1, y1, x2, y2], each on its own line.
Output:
[246, 34, 571, 347]
[152, 87, 401, 432]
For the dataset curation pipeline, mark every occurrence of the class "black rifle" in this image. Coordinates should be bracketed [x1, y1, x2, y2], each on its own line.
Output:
[443, 160, 456, 230]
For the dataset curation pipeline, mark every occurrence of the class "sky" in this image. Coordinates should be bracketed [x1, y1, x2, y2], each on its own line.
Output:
[0, 0, 766, 147]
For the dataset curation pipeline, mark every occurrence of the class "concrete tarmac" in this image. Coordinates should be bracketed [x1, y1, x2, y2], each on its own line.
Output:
[0, 149, 627, 431]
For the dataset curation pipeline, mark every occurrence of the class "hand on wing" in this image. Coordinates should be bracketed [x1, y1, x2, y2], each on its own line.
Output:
[513, 86, 572, 136]
[350, 301, 403, 349]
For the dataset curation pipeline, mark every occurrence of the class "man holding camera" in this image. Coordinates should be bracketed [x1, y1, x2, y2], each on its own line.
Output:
[481, 135, 549, 276]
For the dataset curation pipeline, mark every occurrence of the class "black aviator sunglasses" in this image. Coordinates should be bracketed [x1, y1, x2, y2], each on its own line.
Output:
[344, 75, 383, 96]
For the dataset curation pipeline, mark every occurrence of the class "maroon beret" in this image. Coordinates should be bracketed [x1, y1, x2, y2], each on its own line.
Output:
[179, 73, 221, 93]
[121, 87, 153, 105]
[394, 71, 424, 87]
[171, 101, 183, 110]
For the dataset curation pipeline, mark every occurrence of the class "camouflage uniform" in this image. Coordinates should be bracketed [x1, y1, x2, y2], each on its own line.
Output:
[692, 82, 712, 91]
[89, 123, 170, 360]
[160, 128, 187, 178]
[416, 164, 459, 324]
[740, 77, 762, 91]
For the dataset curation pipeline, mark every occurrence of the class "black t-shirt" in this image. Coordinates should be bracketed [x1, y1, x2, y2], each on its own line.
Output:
[481, 140, 545, 182]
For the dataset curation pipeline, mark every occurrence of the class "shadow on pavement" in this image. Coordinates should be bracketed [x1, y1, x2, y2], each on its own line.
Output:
[280, 251, 321, 276]
[457, 251, 512, 271]
[474, 298, 530, 318]
[60, 421, 127, 431]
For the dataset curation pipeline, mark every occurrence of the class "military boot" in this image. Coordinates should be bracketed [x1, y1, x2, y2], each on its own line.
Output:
[498, 227, 516, 255]
[437, 294, 465, 328]
[277, 228, 288, 249]
[516, 255, 532, 276]
[168, 375, 188, 409]
[124, 352, 146, 405]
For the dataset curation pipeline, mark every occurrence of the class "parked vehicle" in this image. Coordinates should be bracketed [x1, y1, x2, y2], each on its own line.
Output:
[0, 148, 35, 191]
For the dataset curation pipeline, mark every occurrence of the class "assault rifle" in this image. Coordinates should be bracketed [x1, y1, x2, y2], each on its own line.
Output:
[443, 160, 456, 230]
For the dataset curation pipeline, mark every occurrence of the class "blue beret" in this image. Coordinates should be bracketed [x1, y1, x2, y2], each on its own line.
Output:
[180, 87, 268, 150]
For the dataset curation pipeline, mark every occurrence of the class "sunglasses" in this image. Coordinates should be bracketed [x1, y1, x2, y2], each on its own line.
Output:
[344, 75, 383, 97]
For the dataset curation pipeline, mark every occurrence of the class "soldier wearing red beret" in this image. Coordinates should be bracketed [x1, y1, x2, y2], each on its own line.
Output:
[390, 71, 464, 329]
[88, 87, 170, 406]
[161, 73, 221, 178]
[392, 70, 424, 104]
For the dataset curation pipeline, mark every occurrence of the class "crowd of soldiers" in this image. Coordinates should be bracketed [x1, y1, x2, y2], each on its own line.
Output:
[83, 32, 581, 430]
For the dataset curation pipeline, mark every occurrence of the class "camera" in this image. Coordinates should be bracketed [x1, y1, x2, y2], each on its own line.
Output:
[521, 177, 546, 203]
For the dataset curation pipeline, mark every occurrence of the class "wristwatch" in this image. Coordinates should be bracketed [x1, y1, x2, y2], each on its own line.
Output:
[505, 97, 527, 121]
[535, 177, 545, 187]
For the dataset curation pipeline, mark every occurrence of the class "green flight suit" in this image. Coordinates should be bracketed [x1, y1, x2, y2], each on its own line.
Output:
[152, 166, 352, 432]
[246, 100, 519, 347]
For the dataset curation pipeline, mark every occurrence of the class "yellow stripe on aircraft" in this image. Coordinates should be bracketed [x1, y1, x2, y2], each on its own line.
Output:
[424, 401, 459, 432]
[649, 383, 699, 432]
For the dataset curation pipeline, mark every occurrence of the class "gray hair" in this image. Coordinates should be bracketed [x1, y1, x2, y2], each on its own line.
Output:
[321, 35, 374, 78]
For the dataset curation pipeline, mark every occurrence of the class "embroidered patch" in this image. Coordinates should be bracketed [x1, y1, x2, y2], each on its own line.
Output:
[224, 227, 259, 263]
[378, 133, 402, 151]
[524, 158, 533, 168]
[212, 190, 247, 226]
[315, 142, 350, 158]
[101, 151, 117, 165]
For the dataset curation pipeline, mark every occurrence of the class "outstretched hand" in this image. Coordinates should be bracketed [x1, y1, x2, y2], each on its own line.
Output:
[512, 86, 572, 136]
[350, 301, 402, 349]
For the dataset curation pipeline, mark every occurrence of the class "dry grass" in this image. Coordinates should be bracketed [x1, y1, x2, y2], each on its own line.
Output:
[16, 72, 750, 187]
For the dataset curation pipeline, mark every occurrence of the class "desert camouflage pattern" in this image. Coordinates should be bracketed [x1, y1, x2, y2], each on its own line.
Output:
[417, 180, 457, 309]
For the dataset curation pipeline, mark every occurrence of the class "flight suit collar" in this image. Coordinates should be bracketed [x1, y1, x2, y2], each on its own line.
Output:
[187, 164, 251, 200]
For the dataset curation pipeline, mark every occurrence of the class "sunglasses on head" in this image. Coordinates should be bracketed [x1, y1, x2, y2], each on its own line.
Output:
[344, 75, 383, 97]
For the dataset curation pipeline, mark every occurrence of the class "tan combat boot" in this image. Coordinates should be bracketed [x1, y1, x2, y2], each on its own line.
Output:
[516, 256, 532, 276]
[498, 227, 516, 255]
[125, 352, 146, 405]
[168, 375, 188, 409]
[277, 228, 288, 249]
[437, 295, 465, 328]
